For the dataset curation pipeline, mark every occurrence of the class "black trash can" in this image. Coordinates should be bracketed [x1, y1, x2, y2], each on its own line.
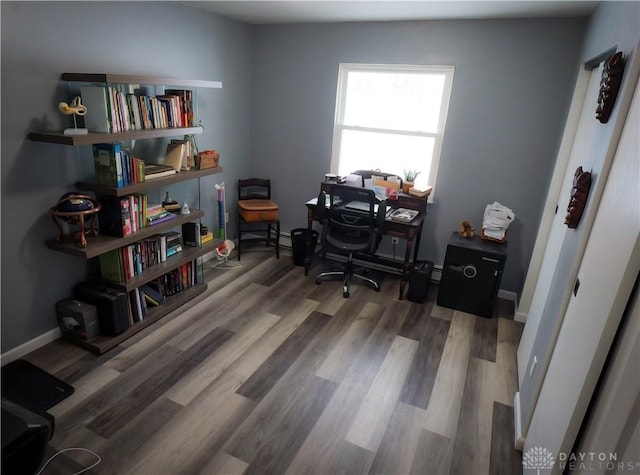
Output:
[407, 260, 434, 303]
[291, 228, 318, 266]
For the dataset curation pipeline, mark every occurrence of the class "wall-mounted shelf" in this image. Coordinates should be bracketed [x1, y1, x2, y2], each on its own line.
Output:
[28, 126, 204, 146]
[47, 209, 205, 259]
[77, 166, 223, 197]
[60, 73, 222, 89]
[66, 283, 208, 354]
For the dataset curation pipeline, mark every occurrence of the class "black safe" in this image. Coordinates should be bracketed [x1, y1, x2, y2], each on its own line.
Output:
[437, 232, 507, 318]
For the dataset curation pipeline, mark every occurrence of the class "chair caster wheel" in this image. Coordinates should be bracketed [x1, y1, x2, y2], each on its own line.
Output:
[343, 291, 350, 298]
[315, 278, 321, 285]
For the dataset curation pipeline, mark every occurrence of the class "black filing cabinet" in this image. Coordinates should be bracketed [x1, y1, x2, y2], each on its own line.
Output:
[437, 232, 507, 318]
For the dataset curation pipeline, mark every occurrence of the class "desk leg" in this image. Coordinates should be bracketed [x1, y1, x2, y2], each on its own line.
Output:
[304, 209, 313, 276]
[399, 237, 414, 300]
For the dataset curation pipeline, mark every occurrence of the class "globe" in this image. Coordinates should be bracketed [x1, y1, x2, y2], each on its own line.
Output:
[55, 192, 96, 224]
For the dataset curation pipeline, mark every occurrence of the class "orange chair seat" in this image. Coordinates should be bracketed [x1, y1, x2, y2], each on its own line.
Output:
[238, 199, 279, 222]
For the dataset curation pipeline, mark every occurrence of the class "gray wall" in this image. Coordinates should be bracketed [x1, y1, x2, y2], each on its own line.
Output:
[249, 17, 587, 293]
[1, 1, 252, 352]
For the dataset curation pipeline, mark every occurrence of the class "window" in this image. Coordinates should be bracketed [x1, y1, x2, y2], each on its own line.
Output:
[331, 64, 454, 197]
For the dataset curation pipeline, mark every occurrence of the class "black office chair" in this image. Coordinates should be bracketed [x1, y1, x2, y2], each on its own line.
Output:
[237, 178, 280, 261]
[315, 185, 386, 298]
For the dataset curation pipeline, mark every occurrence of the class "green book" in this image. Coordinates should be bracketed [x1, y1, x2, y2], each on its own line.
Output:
[99, 249, 124, 283]
[92, 143, 123, 187]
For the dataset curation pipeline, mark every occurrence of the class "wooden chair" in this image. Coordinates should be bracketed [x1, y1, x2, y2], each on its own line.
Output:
[237, 178, 280, 261]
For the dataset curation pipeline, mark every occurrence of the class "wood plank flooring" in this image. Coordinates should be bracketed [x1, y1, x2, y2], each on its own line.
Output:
[21, 248, 523, 474]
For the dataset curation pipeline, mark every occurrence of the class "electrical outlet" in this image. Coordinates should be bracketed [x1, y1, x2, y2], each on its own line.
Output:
[392, 237, 399, 245]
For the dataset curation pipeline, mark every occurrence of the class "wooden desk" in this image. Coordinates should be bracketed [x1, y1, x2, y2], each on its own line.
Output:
[305, 185, 427, 299]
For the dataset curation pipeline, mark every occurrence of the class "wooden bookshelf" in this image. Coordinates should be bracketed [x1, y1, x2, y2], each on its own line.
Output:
[47, 209, 205, 259]
[77, 166, 223, 197]
[28, 126, 204, 146]
[64, 283, 208, 354]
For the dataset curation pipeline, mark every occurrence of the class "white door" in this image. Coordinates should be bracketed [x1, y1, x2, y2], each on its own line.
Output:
[523, 75, 640, 473]
[517, 66, 603, 387]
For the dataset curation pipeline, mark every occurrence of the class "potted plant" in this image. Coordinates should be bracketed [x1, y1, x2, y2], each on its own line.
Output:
[402, 169, 421, 193]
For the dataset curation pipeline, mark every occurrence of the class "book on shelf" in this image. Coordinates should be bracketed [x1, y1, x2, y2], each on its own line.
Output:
[163, 142, 185, 172]
[99, 249, 125, 283]
[147, 210, 177, 226]
[165, 89, 194, 126]
[166, 244, 182, 258]
[80, 86, 111, 133]
[170, 139, 192, 170]
[144, 163, 176, 180]
[200, 232, 214, 245]
[140, 283, 164, 306]
[388, 208, 419, 222]
[98, 195, 132, 237]
[92, 143, 123, 187]
[181, 222, 200, 247]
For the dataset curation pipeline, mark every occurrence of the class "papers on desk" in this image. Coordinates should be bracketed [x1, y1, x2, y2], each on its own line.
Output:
[388, 208, 419, 222]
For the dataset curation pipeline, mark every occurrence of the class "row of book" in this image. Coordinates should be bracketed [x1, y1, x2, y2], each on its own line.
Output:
[127, 261, 198, 324]
[93, 143, 145, 188]
[98, 231, 183, 283]
[92, 141, 195, 189]
[81, 85, 194, 134]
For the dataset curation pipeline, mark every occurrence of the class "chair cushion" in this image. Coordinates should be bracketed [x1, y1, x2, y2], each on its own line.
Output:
[238, 199, 279, 222]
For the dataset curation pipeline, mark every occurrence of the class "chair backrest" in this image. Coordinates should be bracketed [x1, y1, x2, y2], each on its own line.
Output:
[238, 178, 271, 201]
[323, 184, 385, 256]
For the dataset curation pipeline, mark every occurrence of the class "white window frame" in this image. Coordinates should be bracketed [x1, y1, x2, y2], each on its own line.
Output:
[330, 63, 455, 201]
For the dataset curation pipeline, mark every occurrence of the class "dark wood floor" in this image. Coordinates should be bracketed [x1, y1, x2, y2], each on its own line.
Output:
[23, 248, 523, 474]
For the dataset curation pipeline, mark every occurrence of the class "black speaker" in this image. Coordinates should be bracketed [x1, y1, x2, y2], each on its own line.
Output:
[408, 261, 434, 303]
[74, 282, 130, 335]
[437, 232, 507, 318]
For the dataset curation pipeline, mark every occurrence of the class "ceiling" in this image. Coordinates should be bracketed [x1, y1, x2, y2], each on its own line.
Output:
[181, 1, 599, 24]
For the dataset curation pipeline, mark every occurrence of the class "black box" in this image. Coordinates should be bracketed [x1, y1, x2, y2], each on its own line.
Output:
[407, 260, 434, 303]
[55, 299, 100, 341]
[437, 232, 507, 318]
[74, 282, 130, 335]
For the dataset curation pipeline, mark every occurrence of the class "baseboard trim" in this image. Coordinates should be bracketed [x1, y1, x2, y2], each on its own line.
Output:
[514, 391, 525, 451]
[1, 328, 61, 366]
[515, 311, 528, 323]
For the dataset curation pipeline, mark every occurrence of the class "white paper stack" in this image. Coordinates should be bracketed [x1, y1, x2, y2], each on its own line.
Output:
[482, 201, 515, 240]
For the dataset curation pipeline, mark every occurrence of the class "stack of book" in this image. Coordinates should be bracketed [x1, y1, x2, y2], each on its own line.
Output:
[144, 163, 176, 180]
[146, 208, 177, 226]
[163, 231, 183, 258]
[201, 232, 214, 245]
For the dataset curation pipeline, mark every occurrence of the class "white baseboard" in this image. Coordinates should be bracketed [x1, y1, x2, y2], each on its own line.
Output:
[514, 391, 525, 451]
[1, 328, 61, 366]
[498, 289, 518, 303]
[515, 311, 528, 323]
